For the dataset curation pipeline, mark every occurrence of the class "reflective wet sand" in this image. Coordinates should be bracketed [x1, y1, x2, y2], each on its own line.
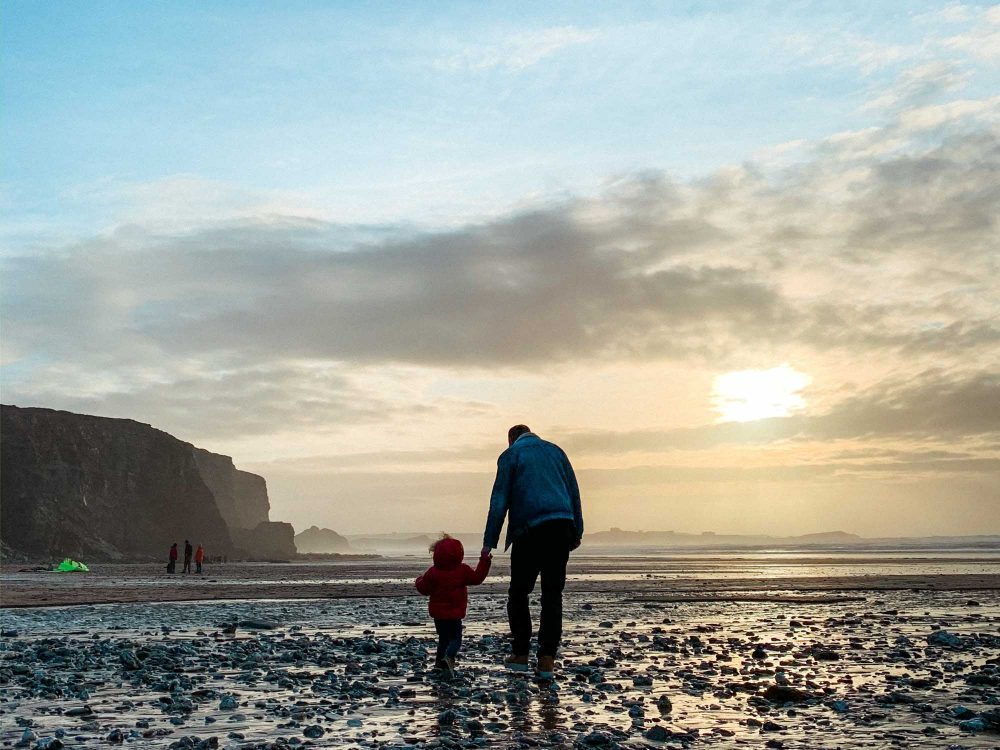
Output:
[2, 555, 999, 748]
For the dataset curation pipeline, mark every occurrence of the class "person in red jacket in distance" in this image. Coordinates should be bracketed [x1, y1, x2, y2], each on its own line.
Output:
[415, 534, 491, 675]
[167, 542, 178, 574]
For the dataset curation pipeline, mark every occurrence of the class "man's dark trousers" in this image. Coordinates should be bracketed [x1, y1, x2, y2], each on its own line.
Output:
[508, 519, 574, 657]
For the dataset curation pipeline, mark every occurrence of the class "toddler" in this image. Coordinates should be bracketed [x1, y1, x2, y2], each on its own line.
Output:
[415, 534, 491, 675]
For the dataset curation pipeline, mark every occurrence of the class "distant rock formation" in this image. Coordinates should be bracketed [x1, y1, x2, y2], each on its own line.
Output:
[793, 531, 862, 542]
[347, 533, 437, 554]
[294, 525, 352, 553]
[232, 521, 297, 561]
[0, 404, 296, 562]
[583, 528, 865, 547]
[1, 405, 234, 561]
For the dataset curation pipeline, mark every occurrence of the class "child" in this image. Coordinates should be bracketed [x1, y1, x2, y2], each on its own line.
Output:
[415, 534, 491, 676]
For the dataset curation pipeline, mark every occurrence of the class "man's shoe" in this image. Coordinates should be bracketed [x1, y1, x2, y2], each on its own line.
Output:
[536, 655, 556, 680]
[505, 654, 530, 672]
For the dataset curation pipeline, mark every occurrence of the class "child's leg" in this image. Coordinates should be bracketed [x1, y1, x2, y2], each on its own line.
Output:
[444, 619, 463, 659]
[433, 619, 448, 662]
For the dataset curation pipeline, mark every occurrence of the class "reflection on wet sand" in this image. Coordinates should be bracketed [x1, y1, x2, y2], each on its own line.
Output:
[1, 556, 999, 748]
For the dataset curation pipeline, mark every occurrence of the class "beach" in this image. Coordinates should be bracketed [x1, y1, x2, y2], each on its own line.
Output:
[2, 552, 999, 748]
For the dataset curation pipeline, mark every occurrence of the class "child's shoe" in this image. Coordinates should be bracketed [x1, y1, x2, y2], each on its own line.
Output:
[432, 657, 448, 673]
[505, 654, 530, 672]
[442, 656, 457, 678]
[536, 655, 555, 680]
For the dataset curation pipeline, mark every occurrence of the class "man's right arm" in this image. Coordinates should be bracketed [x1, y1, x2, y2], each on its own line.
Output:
[562, 449, 584, 546]
[483, 451, 514, 550]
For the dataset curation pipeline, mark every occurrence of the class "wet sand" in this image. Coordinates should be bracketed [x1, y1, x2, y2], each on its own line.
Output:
[3, 555, 1000, 608]
[2, 555, 1000, 748]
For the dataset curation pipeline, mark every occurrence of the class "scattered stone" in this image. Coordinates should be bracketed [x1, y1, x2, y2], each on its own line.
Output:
[237, 619, 280, 630]
[927, 630, 963, 648]
[119, 649, 141, 670]
[763, 685, 812, 703]
[218, 694, 239, 710]
[959, 718, 987, 732]
[63, 706, 94, 718]
[655, 694, 672, 714]
[643, 726, 670, 741]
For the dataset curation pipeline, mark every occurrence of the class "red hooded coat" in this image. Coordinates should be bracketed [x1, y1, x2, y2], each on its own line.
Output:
[415, 537, 491, 620]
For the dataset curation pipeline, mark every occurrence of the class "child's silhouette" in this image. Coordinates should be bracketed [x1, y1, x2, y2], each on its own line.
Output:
[415, 534, 491, 676]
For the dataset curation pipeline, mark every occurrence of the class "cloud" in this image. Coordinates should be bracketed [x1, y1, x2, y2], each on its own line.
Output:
[437, 26, 598, 72]
[865, 61, 970, 113]
[560, 369, 1000, 454]
[6, 124, 999, 373]
[1, 364, 414, 441]
[941, 5, 1000, 63]
[1, 211, 792, 370]
[575, 456, 1000, 485]
[3, 88, 999, 448]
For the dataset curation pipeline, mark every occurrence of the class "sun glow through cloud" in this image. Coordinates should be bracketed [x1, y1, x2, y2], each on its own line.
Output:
[712, 365, 812, 423]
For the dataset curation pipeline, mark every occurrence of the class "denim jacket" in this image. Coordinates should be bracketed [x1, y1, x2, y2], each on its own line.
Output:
[483, 433, 584, 550]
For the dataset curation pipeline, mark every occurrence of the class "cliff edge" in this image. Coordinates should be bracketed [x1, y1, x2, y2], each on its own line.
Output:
[0, 404, 296, 561]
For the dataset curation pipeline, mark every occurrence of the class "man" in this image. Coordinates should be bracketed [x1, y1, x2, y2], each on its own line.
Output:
[168, 542, 178, 574]
[482, 424, 583, 679]
[183, 539, 193, 574]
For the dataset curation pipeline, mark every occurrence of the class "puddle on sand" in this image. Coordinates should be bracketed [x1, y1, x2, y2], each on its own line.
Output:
[1, 590, 999, 749]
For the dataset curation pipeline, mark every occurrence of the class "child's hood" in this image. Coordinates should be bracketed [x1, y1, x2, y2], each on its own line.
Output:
[433, 537, 464, 570]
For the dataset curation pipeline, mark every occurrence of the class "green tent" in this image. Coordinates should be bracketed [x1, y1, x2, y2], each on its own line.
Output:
[55, 558, 89, 572]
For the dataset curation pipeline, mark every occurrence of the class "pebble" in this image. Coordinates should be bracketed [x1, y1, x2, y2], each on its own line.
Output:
[643, 725, 670, 741]
[926, 630, 963, 648]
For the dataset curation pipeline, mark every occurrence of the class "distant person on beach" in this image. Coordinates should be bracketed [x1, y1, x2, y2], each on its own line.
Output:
[167, 542, 178, 574]
[415, 534, 491, 677]
[194, 544, 205, 574]
[183, 540, 193, 574]
[482, 424, 583, 679]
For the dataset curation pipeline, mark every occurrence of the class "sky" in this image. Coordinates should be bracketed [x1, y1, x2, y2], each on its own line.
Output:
[2, 1, 998, 538]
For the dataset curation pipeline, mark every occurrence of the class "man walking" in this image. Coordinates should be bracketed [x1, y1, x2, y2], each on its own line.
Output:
[183, 539, 193, 574]
[482, 424, 583, 679]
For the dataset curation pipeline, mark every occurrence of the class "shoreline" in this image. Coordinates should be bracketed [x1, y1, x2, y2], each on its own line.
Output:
[3, 570, 999, 609]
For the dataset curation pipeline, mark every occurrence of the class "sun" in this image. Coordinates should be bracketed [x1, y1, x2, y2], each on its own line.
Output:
[711, 364, 811, 423]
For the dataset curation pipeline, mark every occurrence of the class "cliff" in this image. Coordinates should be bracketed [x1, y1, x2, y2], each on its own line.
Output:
[1, 404, 296, 562]
[1, 405, 234, 561]
[294, 525, 352, 553]
[233, 470, 270, 530]
[232, 522, 297, 561]
[192, 449, 270, 531]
